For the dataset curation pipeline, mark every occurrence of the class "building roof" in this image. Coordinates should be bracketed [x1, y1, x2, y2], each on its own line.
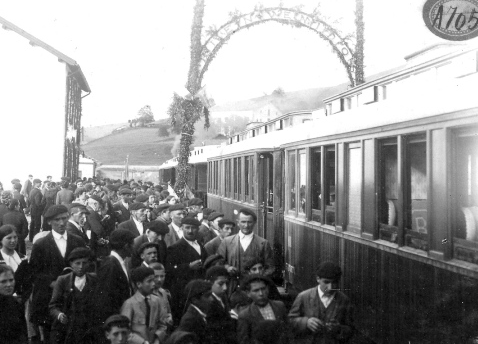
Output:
[0, 16, 90, 92]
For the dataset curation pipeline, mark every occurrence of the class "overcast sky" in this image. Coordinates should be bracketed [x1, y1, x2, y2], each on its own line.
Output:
[0, 0, 445, 126]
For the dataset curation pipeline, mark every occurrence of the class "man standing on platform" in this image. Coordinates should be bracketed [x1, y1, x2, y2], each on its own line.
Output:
[217, 208, 275, 277]
[114, 188, 133, 224]
[164, 204, 185, 247]
[29, 179, 44, 242]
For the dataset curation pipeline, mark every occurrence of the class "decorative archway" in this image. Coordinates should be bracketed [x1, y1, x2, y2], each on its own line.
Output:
[199, 6, 360, 87]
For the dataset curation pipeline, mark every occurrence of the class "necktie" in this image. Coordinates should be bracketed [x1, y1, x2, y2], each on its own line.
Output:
[145, 297, 151, 327]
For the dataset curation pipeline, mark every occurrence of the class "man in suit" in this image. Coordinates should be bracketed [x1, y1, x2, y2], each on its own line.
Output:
[12, 183, 26, 213]
[288, 262, 354, 344]
[67, 203, 97, 253]
[29, 205, 86, 342]
[153, 203, 170, 224]
[164, 203, 186, 247]
[56, 181, 74, 205]
[198, 211, 223, 245]
[174, 279, 214, 344]
[85, 195, 109, 258]
[94, 229, 136, 325]
[131, 220, 169, 268]
[166, 217, 209, 322]
[113, 188, 133, 224]
[238, 275, 289, 344]
[29, 179, 44, 241]
[217, 208, 275, 277]
[205, 218, 235, 256]
[118, 202, 147, 237]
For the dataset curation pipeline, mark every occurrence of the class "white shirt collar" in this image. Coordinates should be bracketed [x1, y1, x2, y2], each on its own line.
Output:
[171, 222, 181, 232]
[52, 230, 67, 240]
[110, 250, 125, 266]
[132, 217, 144, 229]
[68, 219, 80, 229]
[239, 232, 253, 240]
[202, 222, 209, 228]
[317, 286, 335, 306]
[190, 304, 207, 318]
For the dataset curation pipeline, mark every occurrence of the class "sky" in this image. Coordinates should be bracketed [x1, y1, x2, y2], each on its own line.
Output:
[0, 0, 447, 127]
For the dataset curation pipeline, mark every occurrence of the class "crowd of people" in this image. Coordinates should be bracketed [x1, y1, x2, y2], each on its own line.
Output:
[0, 175, 354, 344]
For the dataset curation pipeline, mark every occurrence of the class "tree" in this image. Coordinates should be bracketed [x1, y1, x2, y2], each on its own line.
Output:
[272, 87, 285, 97]
[137, 105, 154, 127]
[157, 124, 169, 137]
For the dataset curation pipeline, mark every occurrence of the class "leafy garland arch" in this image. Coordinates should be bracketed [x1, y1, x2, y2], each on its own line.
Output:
[169, 0, 364, 194]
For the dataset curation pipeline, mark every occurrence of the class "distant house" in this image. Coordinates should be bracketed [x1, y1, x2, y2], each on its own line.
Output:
[0, 16, 90, 182]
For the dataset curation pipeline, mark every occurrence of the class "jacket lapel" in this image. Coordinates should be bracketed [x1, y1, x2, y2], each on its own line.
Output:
[47, 233, 64, 261]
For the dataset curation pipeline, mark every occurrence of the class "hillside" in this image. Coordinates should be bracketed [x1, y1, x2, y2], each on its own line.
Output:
[82, 122, 129, 143]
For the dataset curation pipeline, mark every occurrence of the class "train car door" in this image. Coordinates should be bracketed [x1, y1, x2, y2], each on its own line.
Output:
[259, 151, 285, 283]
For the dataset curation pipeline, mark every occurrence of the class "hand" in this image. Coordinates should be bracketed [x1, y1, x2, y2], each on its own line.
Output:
[307, 317, 325, 333]
[326, 320, 340, 333]
[58, 313, 68, 324]
[189, 259, 202, 270]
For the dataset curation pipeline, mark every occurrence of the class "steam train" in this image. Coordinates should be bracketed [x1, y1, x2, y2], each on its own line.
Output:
[160, 43, 478, 343]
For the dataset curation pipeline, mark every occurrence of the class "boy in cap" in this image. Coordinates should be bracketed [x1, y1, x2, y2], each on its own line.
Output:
[121, 266, 169, 344]
[288, 261, 354, 343]
[49, 247, 97, 344]
[149, 262, 173, 329]
[131, 220, 169, 268]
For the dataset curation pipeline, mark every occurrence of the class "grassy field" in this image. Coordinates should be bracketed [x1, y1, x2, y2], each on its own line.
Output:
[82, 122, 129, 143]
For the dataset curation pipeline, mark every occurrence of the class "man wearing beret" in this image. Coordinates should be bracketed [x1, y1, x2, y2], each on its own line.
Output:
[198, 211, 223, 245]
[188, 198, 204, 217]
[166, 217, 209, 323]
[67, 203, 97, 253]
[288, 261, 354, 344]
[114, 188, 133, 224]
[131, 220, 169, 268]
[154, 203, 171, 226]
[164, 204, 186, 247]
[118, 202, 148, 238]
[29, 178, 44, 242]
[29, 205, 86, 342]
[85, 195, 109, 258]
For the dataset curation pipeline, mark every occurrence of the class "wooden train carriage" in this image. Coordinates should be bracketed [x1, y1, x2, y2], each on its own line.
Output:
[281, 45, 478, 343]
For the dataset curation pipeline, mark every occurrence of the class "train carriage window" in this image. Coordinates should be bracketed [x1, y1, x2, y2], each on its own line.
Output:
[404, 135, 428, 250]
[238, 157, 242, 200]
[325, 146, 336, 226]
[288, 151, 296, 211]
[245, 156, 250, 200]
[251, 156, 255, 202]
[378, 139, 399, 243]
[347, 142, 362, 233]
[299, 150, 307, 214]
[214, 161, 219, 194]
[225, 159, 229, 197]
[311, 148, 322, 223]
[453, 131, 478, 264]
[233, 158, 238, 198]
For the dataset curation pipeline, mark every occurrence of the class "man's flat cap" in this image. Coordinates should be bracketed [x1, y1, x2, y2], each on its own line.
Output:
[169, 204, 186, 212]
[33, 179, 42, 184]
[156, 203, 170, 212]
[218, 218, 235, 228]
[185, 279, 212, 299]
[145, 220, 169, 235]
[130, 202, 147, 211]
[131, 266, 155, 284]
[105, 184, 117, 191]
[67, 247, 92, 262]
[181, 217, 201, 227]
[11, 179, 20, 184]
[44, 205, 69, 220]
[110, 229, 136, 246]
[118, 188, 133, 195]
[103, 314, 130, 330]
[244, 257, 264, 271]
[89, 195, 104, 205]
[188, 198, 203, 206]
[208, 212, 224, 222]
[241, 274, 274, 290]
[135, 194, 149, 203]
[202, 208, 215, 219]
[203, 254, 225, 271]
[69, 203, 90, 214]
[316, 261, 342, 280]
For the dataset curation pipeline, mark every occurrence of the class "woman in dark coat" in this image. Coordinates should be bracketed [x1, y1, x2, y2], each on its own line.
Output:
[2, 199, 29, 254]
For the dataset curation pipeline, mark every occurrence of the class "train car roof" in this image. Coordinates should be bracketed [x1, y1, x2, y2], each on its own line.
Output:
[159, 145, 222, 169]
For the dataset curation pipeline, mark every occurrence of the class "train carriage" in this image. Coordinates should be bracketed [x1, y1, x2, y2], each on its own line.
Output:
[207, 43, 478, 343]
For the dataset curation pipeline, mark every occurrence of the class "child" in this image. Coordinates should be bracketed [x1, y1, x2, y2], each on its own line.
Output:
[121, 266, 169, 344]
[149, 262, 173, 329]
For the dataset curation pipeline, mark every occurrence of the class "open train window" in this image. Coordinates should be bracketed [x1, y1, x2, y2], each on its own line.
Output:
[251, 156, 255, 202]
[225, 159, 230, 198]
[325, 146, 336, 226]
[404, 135, 428, 250]
[233, 158, 238, 199]
[453, 130, 478, 264]
[299, 150, 307, 214]
[288, 151, 296, 211]
[347, 142, 362, 233]
[378, 138, 398, 243]
[238, 157, 242, 200]
[311, 148, 322, 223]
[245, 156, 250, 201]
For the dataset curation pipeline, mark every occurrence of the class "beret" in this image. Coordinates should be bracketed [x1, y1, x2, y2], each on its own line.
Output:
[203, 254, 225, 271]
[135, 194, 149, 203]
[44, 205, 69, 220]
[186, 211, 198, 219]
[154, 185, 162, 191]
[33, 179, 42, 184]
[67, 247, 92, 262]
[244, 257, 264, 271]
[202, 208, 215, 219]
[160, 190, 170, 197]
[188, 198, 203, 206]
[118, 188, 133, 195]
[130, 202, 147, 211]
[169, 204, 186, 212]
[89, 195, 104, 205]
[208, 212, 224, 222]
[205, 266, 229, 281]
[184, 279, 212, 300]
[241, 274, 274, 290]
[316, 261, 342, 280]
[103, 314, 130, 330]
[11, 179, 20, 184]
[138, 242, 159, 255]
[145, 220, 169, 235]
[69, 203, 90, 214]
[218, 218, 235, 228]
[181, 217, 201, 227]
[131, 266, 155, 284]
[105, 184, 117, 191]
[110, 229, 136, 247]
[156, 203, 170, 212]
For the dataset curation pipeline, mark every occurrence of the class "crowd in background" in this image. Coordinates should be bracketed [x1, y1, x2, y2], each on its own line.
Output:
[0, 175, 353, 344]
